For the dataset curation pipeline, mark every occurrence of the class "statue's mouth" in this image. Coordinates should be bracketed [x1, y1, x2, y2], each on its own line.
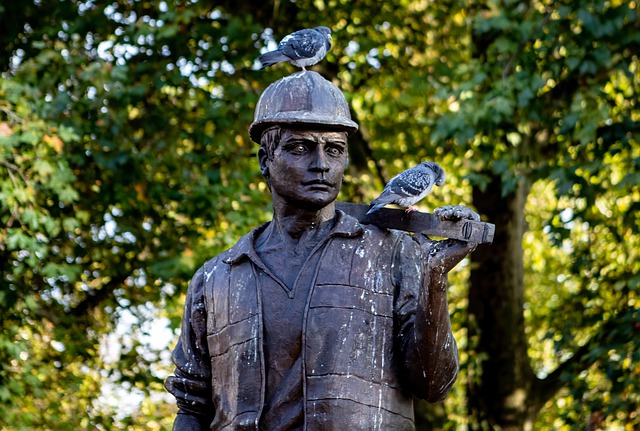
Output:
[303, 179, 333, 187]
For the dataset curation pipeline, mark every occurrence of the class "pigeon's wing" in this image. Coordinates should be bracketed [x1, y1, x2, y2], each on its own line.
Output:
[278, 29, 324, 60]
[369, 170, 421, 205]
[367, 164, 438, 214]
[392, 167, 433, 196]
[257, 51, 292, 68]
[367, 189, 407, 214]
[369, 188, 406, 207]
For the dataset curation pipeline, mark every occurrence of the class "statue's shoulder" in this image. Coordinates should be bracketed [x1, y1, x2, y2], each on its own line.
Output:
[188, 254, 225, 288]
[202, 222, 269, 271]
[188, 225, 260, 291]
[338, 210, 412, 248]
[360, 219, 413, 242]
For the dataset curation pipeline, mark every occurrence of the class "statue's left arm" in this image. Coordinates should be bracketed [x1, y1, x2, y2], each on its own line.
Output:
[165, 266, 215, 430]
[397, 205, 479, 402]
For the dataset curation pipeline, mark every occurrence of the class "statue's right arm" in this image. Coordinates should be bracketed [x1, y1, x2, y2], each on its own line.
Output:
[165, 267, 214, 430]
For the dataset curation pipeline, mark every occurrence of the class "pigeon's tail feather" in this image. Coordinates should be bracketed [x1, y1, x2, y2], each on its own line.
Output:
[366, 202, 386, 215]
[258, 51, 291, 68]
[367, 191, 405, 214]
[368, 196, 386, 211]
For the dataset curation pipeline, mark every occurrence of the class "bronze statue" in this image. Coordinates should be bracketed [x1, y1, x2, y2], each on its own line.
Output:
[165, 71, 481, 430]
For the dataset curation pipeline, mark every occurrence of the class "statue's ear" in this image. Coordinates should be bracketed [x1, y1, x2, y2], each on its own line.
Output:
[258, 147, 269, 178]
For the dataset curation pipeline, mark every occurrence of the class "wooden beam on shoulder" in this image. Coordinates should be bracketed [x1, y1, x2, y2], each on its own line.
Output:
[336, 201, 494, 244]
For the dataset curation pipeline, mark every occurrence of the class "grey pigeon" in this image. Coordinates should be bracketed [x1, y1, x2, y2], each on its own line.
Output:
[367, 161, 446, 215]
[258, 26, 332, 70]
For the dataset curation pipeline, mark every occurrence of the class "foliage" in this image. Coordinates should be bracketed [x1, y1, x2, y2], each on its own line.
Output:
[1, 0, 638, 430]
[1, 1, 270, 428]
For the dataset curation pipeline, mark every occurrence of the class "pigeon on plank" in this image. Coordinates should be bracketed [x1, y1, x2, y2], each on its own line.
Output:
[258, 26, 332, 71]
[367, 161, 446, 215]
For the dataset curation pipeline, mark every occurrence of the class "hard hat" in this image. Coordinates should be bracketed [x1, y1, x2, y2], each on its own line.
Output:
[249, 71, 358, 143]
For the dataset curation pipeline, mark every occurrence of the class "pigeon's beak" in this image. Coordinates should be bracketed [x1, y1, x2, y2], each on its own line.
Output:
[327, 34, 332, 41]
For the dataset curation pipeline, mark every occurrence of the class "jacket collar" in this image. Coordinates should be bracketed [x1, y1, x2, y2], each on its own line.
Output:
[222, 209, 364, 265]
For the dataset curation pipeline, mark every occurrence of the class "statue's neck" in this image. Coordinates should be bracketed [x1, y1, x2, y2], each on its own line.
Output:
[268, 196, 336, 239]
[255, 206, 337, 258]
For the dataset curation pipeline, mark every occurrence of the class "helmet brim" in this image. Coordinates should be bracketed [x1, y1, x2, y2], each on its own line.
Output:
[249, 113, 358, 144]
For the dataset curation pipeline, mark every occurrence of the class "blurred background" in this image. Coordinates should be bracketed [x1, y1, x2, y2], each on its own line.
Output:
[0, 1, 638, 430]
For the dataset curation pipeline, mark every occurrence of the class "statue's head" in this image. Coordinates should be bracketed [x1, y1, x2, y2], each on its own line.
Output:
[250, 72, 357, 207]
[249, 71, 358, 144]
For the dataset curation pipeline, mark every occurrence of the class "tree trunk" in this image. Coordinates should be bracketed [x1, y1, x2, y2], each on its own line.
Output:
[467, 176, 537, 431]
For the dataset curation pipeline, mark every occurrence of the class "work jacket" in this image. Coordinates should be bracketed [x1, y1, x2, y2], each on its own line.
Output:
[165, 211, 458, 430]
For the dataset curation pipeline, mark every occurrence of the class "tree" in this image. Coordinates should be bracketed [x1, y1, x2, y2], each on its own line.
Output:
[1, 1, 270, 428]
[451, 2, 639, 429]
[1, 1, 638, 430]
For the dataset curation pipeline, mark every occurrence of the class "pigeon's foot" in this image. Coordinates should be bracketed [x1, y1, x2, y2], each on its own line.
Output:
[405, 206, 418, 213]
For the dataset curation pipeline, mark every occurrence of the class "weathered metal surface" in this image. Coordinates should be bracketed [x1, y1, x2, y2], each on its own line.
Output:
[249, 71, 358, 143]
[337, 201, 495, 244]
[168, 67, 487, 429]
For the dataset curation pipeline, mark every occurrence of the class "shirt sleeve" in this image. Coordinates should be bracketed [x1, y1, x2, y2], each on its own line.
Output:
[165, 266, 215, 428]
[393, 233, 460, 402]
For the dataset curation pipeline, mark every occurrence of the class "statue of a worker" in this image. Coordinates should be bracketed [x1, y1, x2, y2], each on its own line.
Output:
[165, 71, 478, 430]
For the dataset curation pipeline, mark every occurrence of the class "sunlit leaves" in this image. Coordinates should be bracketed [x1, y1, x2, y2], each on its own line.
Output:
[1, 0, 639, 430]
[1, 1, 267, 428]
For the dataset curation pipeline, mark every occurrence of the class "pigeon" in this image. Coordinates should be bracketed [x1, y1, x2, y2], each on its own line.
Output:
[258, 26, 332, 71]
[366, 161, 446, 215]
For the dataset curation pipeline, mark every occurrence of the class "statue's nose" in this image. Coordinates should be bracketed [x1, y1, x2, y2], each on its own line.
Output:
[310, 148, 330, 172]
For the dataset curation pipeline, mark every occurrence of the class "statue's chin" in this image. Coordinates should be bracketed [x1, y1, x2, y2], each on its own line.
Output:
[291, 194, 337, 212]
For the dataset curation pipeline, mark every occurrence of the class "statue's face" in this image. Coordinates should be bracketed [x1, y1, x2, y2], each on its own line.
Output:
[264, 128, 348, 209]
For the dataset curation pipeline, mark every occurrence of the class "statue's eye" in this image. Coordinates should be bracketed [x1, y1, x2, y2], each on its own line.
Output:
[286, 143, 308, 154]
[293, 144, 308, 154]
[326, 146, 343, 156]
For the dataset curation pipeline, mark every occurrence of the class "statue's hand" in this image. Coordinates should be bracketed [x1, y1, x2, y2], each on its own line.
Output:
[433, 205, 480, 222]
[415, 205, 480, 275]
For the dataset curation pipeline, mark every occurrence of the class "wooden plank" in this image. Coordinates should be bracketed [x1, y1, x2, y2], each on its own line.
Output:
[336, 201, 495, 244]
